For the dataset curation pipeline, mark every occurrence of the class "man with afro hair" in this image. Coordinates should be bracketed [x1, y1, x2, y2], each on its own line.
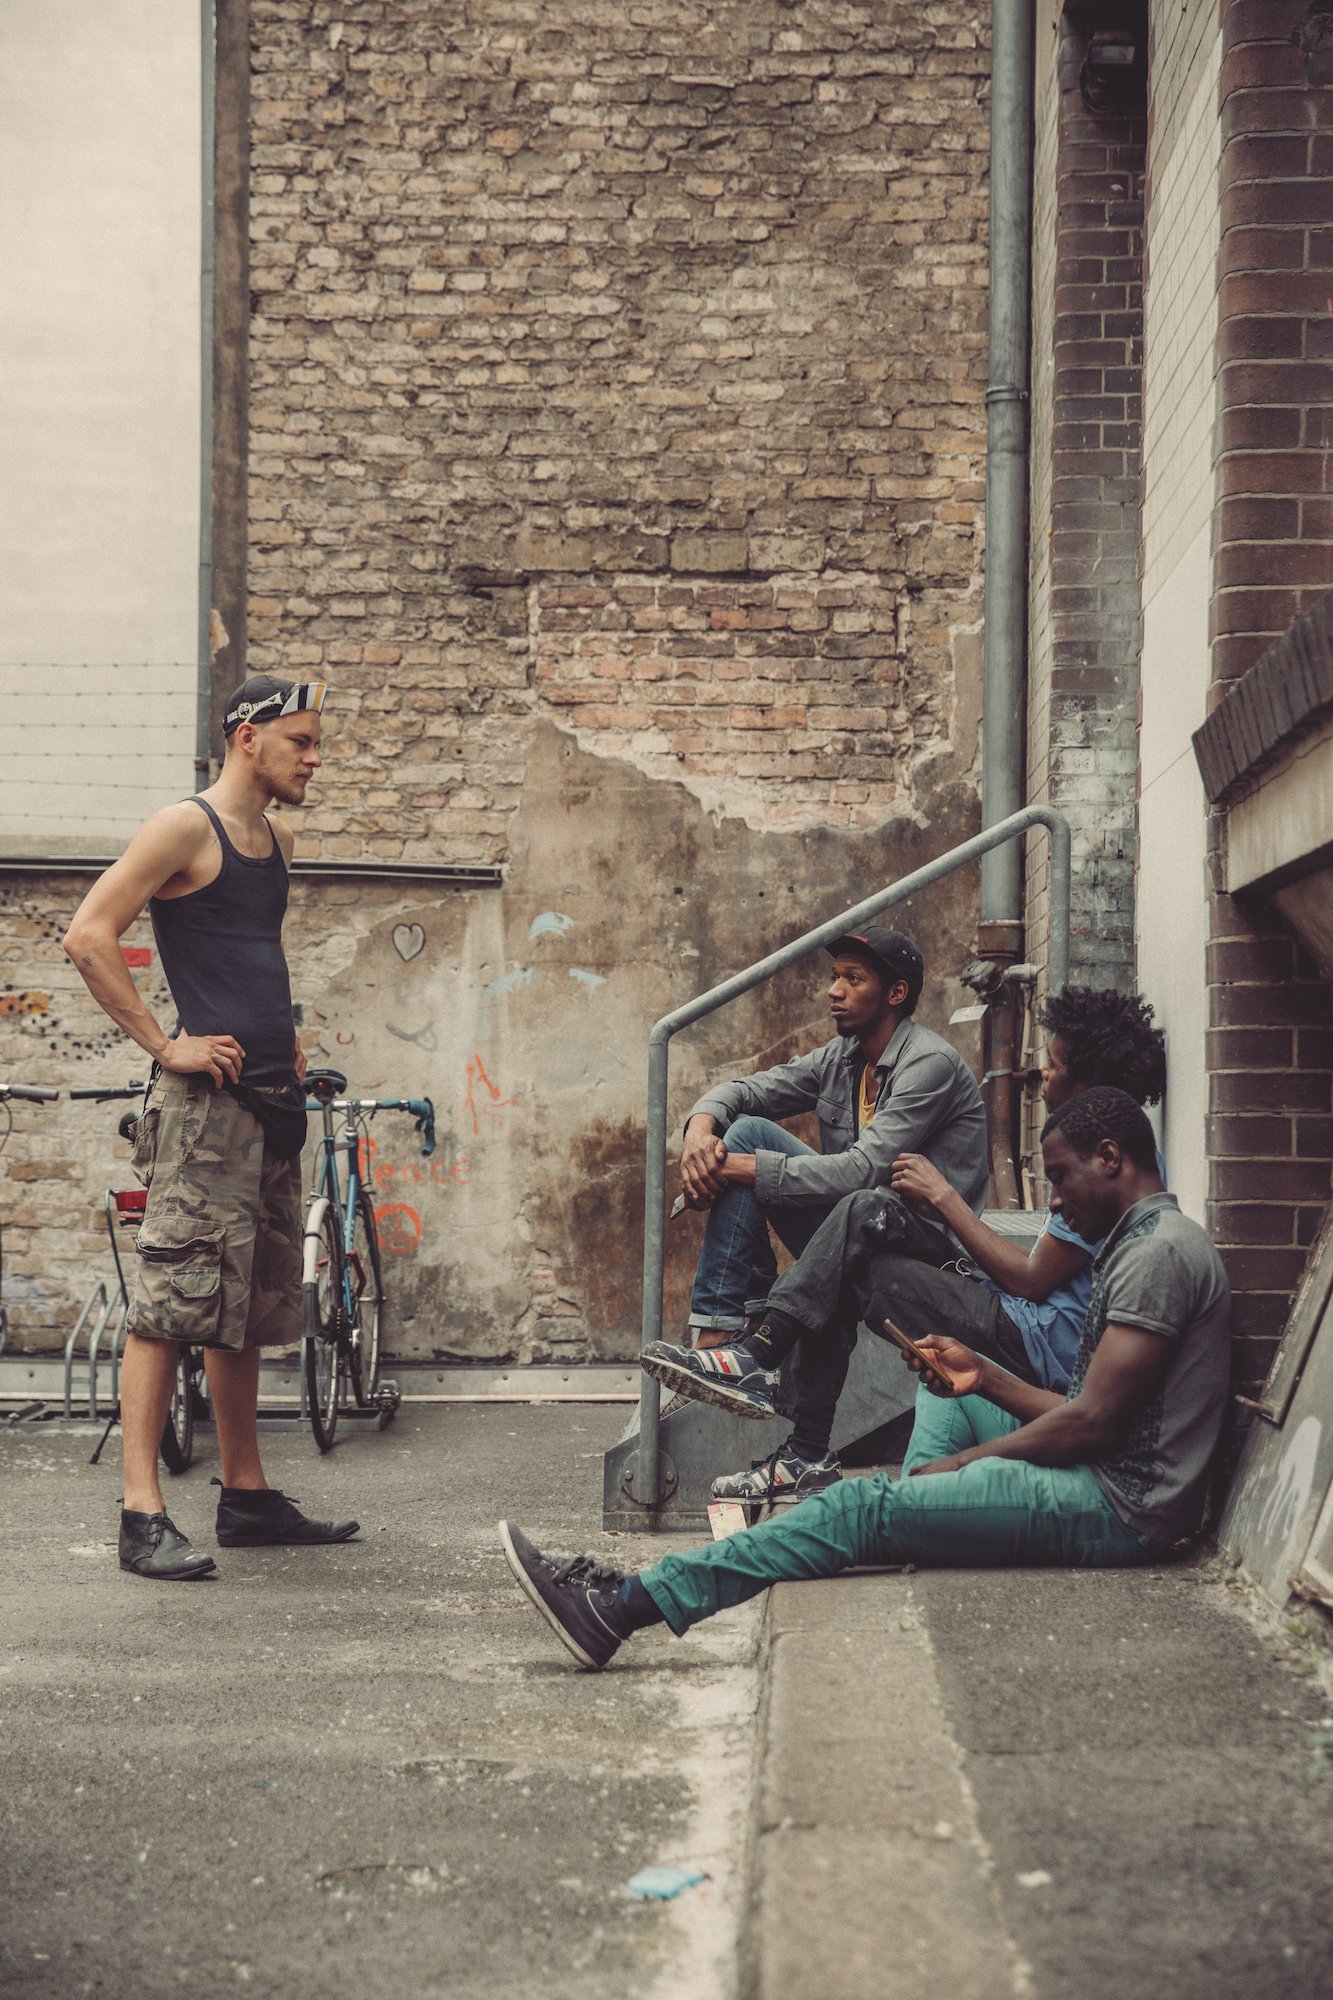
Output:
[642, 985, 1167, 1503]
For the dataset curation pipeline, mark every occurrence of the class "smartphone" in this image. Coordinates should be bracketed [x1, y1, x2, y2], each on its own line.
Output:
[880, 1313, 959, 1392]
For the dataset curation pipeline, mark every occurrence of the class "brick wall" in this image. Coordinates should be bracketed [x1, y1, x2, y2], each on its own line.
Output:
[1133, 0, 1220, 1227]
[247, 0, 991, 854]
[1025, 5, 1145, 994]
[1023, 2, 1061, 1003]
[0, 0, 995, 1362]
[1207, 0, 1333, 1397]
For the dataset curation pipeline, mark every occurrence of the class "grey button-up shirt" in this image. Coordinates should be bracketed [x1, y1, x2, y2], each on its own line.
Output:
[687, 1016, 989, 1212]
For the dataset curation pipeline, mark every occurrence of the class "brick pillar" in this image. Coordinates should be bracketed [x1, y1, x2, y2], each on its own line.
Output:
[1207, 0, 1333, 1397]
[1040, 12, 1146, 987]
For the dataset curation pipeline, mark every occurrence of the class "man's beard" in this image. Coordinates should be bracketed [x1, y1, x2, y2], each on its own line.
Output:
[255, 747, 308, 806]
[266, 774, 308, 806]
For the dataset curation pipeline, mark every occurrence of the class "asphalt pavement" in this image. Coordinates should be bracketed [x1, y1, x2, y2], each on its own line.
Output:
[4, 1404, 1332, 2000]
[0, 1404, 759, 2000]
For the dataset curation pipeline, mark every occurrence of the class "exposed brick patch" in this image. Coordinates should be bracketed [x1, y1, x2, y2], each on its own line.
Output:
[533, 571, 933, 823]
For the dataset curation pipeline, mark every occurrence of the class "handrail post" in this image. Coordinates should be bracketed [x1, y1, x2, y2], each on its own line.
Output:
[1047, 809, 1071, 993]
[631, 1030, 671, 1506]
[628, 805, 1072, 1518]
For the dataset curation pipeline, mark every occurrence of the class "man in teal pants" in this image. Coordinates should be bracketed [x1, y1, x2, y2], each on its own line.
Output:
[499, 1088, 1231, 1669]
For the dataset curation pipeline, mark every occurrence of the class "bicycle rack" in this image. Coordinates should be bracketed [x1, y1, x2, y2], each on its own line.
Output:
[63, 1281, 113, 1419]
[64, 1189, 142, 1419]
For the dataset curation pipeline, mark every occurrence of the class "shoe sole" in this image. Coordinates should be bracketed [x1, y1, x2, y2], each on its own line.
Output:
[640, 1352, 775, 1420]
[215, 1526, 360, 1547]
[710, 1476, 841, 1503]
[119, 1558, 217, 1580]
[498, 1520, 601, 1672]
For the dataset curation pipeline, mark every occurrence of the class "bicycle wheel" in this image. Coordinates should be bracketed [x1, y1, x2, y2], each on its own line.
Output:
[349, 1188, 384, 1408]
[160, 1346, 196, 1473]
[303, 1204, 344, 1452]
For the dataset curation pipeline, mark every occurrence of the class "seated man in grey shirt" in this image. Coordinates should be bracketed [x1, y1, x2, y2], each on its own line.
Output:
[499, 1088, 1233, 1672]
[675, 924, 987, 1349]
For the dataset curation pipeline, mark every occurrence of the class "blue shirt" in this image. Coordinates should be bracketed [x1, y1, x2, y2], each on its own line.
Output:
[984, 1151, 1168, 1389]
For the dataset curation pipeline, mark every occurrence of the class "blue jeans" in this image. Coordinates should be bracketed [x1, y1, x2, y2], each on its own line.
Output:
[688, 1117, 836, 1332]
[642, 1387, 1164, 1633]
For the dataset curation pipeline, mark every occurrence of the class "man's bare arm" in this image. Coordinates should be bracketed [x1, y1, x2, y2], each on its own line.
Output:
[62, 805, 245, 1087]
[890, 1153, 1091, 1300]
[910, 1323, 1174, 1476]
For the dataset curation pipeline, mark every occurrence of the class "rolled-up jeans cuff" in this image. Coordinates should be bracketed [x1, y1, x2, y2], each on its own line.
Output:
[743, 1294, 771, 1318]
[687, 1311, 747, 1334]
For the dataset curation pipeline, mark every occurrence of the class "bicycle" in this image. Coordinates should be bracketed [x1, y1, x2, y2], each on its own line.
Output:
[0, 1081, 59, 1356]
[301, 1067, 435, 1452]
[68, 1081, 205, 1472]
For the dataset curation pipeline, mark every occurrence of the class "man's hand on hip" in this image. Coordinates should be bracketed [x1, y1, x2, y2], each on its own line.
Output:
[160, 1033, 246, 1089]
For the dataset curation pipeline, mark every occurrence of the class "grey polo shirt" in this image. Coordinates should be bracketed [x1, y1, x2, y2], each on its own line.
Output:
[1068, 1194, 1232, 1542]
[687, 1016, 989, 1212]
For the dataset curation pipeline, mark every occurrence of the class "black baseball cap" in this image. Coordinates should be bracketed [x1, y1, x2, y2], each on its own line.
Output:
[223, 674, 329, 737]
[826, 926, 925, 1004]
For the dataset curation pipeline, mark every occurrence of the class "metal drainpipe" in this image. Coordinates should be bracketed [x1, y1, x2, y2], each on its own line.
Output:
[196, 1, 216, 791]
[980, 0, 1035, 928]
[979, 0, 1036, 1204]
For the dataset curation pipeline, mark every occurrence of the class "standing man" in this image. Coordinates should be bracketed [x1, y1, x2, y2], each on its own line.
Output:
[675, 925, 987, 1344]
[64, 675, 358, 1580]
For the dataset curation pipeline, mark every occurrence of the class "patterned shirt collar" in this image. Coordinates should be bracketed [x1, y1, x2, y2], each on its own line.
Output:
[1091, 1190, 1178, 1271]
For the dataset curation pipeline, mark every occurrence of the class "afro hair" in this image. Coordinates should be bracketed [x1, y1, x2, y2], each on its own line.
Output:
[1037, 986, 1166, 1106]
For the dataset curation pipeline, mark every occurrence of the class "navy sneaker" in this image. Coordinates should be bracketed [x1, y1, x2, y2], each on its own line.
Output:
[710, 1447, 842, 1503]
[499, 1521, 634, 1671]
[640, 1339, 778, 1419]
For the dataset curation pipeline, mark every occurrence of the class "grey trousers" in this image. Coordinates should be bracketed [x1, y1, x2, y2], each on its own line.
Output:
[767, 1189, 1038, 1457]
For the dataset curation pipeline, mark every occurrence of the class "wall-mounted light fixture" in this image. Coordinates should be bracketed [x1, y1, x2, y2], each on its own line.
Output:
[1079, 26, 1144, 114]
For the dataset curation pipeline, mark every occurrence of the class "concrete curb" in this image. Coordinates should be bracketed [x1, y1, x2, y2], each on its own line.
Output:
[745, 1572, 1029, 2000]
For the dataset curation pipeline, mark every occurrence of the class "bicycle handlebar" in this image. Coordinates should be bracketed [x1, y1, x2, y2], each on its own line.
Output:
[68, 1083, 147, 1101]
[0, 1084, 59, 1103]
[408, 1096, 436, 1159]
[309, 1093, 436, 1157]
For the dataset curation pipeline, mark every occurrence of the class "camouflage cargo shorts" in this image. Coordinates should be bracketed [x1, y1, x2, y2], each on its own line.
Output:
[125, 1071, 302, 1352]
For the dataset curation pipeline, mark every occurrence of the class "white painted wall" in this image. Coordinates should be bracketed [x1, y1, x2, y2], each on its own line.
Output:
[1136, 6, 1222, 1224]
[0, 0, 201, 850]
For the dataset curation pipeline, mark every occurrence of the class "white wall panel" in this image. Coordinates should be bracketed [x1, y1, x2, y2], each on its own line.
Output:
[0, 0, 202, 848]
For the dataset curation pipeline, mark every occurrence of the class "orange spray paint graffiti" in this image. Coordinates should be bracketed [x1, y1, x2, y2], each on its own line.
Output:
[463, 1053, 521, 1137]
[374, 1203, 421, 1257]
[0, 992, 50, 1017]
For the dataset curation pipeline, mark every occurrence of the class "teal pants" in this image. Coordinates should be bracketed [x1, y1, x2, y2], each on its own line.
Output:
[641, 1388, 1162, 1636]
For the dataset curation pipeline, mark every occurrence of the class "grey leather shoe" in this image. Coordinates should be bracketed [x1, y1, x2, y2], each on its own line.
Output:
[119, 1508, 217, 1581]
[213, 1483, 360, 1547]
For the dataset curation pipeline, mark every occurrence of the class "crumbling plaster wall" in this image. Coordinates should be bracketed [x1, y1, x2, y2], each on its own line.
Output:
[0, 0, 992, 1360]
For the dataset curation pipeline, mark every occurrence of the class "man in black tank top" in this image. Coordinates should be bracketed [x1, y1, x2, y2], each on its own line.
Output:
[64, 676, 359, 1580]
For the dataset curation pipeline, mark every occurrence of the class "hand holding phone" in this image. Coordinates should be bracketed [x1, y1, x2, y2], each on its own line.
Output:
[880, 1315, 979, 1398]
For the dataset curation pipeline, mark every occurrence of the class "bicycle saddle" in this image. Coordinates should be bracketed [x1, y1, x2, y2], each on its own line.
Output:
[304, 1068, 348, 1102]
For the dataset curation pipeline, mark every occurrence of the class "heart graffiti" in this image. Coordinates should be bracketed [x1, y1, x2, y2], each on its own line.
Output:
[392, 923, 426, 962]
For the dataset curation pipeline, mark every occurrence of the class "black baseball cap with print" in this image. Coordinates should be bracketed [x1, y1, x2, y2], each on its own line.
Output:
[826, 925, 925, 1005]
[222, 674, 329, 737]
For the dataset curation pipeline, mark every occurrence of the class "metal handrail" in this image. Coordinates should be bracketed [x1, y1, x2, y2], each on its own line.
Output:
[630, 805, 1072, 1506]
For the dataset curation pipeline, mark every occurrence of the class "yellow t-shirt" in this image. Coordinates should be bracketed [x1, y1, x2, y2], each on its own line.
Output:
[858, 1062, 879, 1131]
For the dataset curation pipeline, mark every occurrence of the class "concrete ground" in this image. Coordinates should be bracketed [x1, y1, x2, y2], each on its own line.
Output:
[756, 1557, 1333, 2000]
[4, 1407, 1332, 1999]
[0, 1404, 759, 2000]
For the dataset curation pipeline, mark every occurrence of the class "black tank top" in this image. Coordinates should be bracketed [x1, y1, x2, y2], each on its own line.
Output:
[149, 798, 296, 1086]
